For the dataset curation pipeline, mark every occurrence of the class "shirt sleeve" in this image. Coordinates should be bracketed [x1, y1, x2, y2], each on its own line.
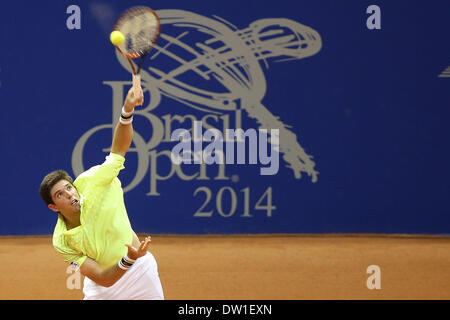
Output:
[75, 152, 125, 187]
[54, 245, 88, 271]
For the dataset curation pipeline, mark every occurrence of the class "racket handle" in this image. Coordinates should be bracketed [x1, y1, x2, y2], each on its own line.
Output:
[132, 74, 141, 97]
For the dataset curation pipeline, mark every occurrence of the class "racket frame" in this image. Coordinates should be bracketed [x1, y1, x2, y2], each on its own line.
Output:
[112, 6, 161, 96]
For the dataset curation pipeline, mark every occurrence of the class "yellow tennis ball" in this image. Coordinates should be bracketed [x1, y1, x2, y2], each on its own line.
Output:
[110, 31, 125, 46]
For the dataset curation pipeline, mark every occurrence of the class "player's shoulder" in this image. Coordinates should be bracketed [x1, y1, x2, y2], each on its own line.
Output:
[73, 165, 101, 188]
[52, 217, 68, 251]
[74, 153, 125, 182]
[52, 217, 83, 256]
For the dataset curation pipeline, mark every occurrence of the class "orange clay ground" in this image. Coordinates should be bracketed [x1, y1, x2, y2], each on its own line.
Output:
[0, 234, 449, 300]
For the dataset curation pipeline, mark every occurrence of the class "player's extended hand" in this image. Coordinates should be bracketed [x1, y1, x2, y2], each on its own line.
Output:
[123, 86, 144, 113]
[125, 236, 151, 261]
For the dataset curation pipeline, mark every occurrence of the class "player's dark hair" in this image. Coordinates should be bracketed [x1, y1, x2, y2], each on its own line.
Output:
[40, 170, 74, 206]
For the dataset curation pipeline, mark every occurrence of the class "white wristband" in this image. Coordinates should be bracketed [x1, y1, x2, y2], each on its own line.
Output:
[119, 116, 133, 125]
[118, 260, 129, 270]
[118, 255, 136, 270]
[121, 106, 134, 117]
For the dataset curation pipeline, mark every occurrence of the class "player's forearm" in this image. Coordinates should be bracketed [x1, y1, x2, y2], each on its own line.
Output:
[111, 121, 133, 157]
[81, 257, 129, 288]
[96, 264, 127, 287]
[81, 236, 152, 287]
[110, 87, 142, 157]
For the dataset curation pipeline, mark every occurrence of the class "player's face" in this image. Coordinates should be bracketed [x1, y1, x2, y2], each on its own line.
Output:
[48, 180, 81, 214]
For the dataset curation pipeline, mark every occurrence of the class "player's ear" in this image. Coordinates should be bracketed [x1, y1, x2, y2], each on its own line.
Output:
[48, 203, 59, 213]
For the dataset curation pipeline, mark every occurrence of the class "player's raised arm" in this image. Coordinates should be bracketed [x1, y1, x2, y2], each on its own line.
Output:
[110, 86, 144, 157]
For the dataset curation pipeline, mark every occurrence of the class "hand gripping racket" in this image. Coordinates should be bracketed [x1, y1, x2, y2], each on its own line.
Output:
[112, 6, 160, 97]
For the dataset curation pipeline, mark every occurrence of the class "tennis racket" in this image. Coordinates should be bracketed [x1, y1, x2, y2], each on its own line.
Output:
[112, 6, 160, 98]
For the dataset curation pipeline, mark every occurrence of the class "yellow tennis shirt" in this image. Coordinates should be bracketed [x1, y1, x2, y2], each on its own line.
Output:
[52, 152, 133, 270]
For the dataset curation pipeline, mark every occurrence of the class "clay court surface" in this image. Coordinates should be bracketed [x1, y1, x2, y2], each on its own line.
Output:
[0, 234, 449, 300]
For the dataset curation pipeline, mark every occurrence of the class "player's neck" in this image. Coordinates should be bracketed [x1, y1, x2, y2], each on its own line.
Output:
[62, 211, 81, 230]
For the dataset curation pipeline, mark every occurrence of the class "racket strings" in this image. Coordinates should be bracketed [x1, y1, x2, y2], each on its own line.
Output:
[117, 12, 159, 56]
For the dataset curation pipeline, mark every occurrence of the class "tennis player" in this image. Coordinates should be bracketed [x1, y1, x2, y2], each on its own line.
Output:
[39, 85, 164, 300]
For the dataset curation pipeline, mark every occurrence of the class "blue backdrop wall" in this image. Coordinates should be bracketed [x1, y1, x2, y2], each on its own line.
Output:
[1, 0, 449, 235]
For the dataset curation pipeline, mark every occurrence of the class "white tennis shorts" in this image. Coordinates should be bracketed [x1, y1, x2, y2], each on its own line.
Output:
[83, 252, 164, 300]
